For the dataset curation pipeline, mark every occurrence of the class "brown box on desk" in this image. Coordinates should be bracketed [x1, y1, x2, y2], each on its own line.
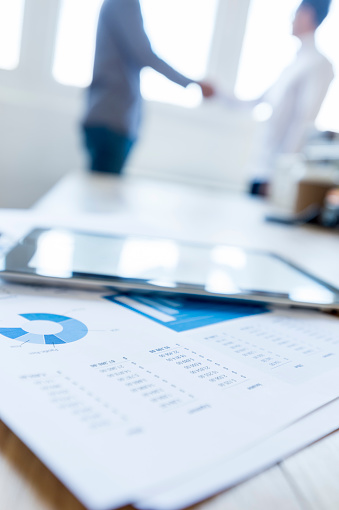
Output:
[295, 179, 334, 213]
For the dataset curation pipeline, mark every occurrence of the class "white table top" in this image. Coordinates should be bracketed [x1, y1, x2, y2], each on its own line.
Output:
[35, 172, 339, 289]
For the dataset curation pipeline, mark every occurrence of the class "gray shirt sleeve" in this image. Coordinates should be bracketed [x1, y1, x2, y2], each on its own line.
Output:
[105, 0, 194, 88]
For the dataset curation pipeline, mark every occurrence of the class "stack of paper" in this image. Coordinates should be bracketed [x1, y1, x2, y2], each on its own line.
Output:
[0, 281, 339, 510]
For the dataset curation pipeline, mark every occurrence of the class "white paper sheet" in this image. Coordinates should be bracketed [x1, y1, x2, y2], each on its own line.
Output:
[0, 283, 339, 509]
[137, 397, 339, 510]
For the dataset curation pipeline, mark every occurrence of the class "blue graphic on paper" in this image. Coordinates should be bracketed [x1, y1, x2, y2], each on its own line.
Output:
[0, 313, 88, 345]
[106, 294, 267, 332]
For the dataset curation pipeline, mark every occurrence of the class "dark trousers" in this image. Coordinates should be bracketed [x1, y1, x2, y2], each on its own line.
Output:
[82, 125, 135, 174]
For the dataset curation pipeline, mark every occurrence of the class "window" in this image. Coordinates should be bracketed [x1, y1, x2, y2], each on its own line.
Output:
[0, 0, 25, 70]
[53, 0, 104, 87]
[140, 0, 218, 107]
[315, 0, 339, 132]
[235, 0, 300, 100]
[235, 0, 339, 132]
[52, 0, 218, 107]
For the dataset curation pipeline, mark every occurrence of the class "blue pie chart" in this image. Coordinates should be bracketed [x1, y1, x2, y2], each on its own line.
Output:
[0, 313, 88, 345]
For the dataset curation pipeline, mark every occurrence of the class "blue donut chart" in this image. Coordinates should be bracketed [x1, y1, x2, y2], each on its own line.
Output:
[0, 313, 88, 345]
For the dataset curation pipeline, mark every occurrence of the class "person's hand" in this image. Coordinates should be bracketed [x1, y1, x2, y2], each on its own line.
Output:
[197, 81, 216, 98]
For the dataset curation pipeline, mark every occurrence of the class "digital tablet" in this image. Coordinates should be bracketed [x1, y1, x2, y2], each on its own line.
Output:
[1, 227, 339, 310]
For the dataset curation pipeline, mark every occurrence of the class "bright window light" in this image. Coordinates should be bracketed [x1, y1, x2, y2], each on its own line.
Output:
[53, 0, 104, 87]
[0, 0, 25, 70]
[140, 0, 218, 107]
[52, 0, 218, 108]
[235, 0, 300, 100]
[315, 0, 339, 132]
[235, 0, 339, 132]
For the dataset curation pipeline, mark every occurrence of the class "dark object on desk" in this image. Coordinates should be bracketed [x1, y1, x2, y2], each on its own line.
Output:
[321, 187, 339, 227]
[248, 180, 269, 197]
[265, 204, 321, 226]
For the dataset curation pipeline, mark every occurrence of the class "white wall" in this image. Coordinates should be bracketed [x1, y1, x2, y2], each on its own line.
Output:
[0, 88, 85, 208]
[128, 102, 256, 190]
[0, 0, 256, 208]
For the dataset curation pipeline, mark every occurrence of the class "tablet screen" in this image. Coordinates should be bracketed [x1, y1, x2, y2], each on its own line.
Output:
[2, 227, 338, 307]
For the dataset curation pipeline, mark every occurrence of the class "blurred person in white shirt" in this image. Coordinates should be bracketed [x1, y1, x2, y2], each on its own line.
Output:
[222, 0, 334, 196]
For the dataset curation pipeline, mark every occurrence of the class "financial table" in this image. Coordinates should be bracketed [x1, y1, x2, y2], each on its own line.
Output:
[1, 172, 339, 510]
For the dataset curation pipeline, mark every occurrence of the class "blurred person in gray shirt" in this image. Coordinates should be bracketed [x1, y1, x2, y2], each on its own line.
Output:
[82, 0, 215, 174]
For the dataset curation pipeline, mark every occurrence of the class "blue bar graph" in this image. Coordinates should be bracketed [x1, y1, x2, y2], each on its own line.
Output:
[105, 294, 267, 332]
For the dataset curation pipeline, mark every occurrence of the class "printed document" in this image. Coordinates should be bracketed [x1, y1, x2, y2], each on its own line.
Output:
[0, 284, 339, 509]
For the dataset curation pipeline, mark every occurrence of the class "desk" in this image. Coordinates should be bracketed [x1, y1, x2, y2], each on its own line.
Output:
[1, 172, 339, 510]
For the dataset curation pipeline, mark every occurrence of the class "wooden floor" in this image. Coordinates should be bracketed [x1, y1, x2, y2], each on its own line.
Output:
[1, 172, 339, 510]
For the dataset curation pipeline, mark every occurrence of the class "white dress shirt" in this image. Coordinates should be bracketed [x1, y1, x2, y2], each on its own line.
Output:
[219, 34, 335, 179]
[251, 34, 334, 178]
